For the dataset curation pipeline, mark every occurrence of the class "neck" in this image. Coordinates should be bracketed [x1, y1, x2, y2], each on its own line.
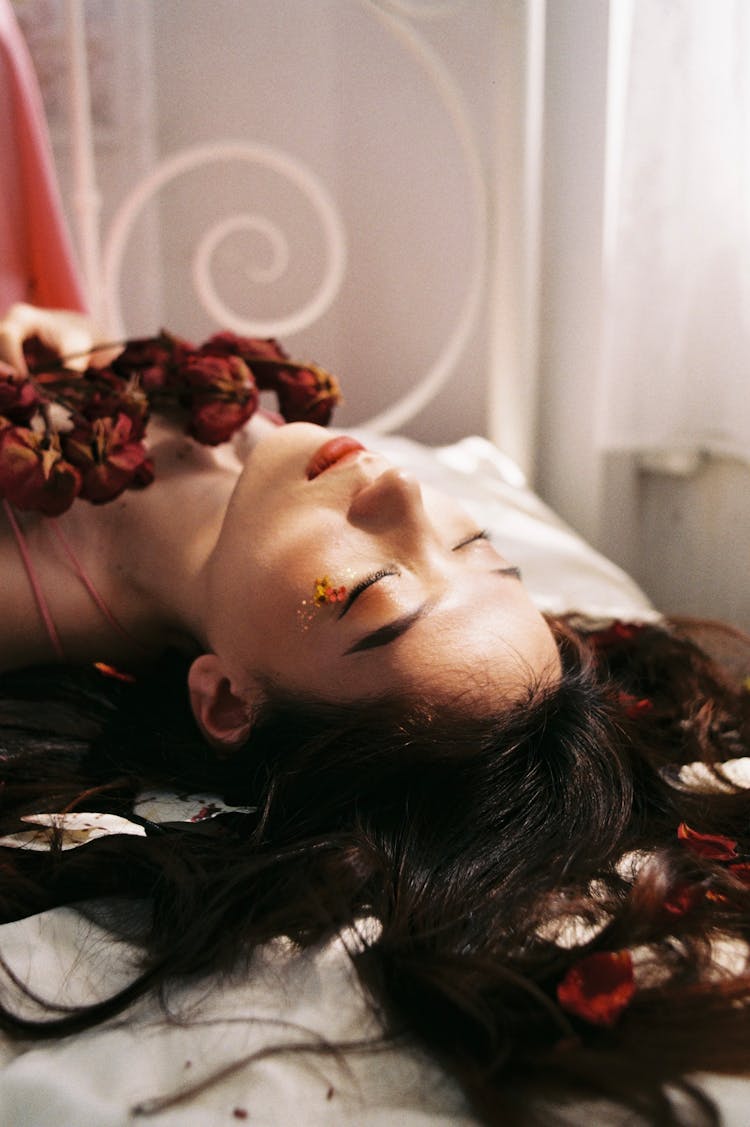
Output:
[0, 430, 242, 671]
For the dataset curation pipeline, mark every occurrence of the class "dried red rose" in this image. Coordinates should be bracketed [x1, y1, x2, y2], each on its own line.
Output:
[274, 364, 342, 424]
[199, 334, 341, 423]
[112, 331, 193, 393]
[0, 363, 41, 423]
[177, 352, 254, 396]
[0, 426, 81, 516]
[677, 822, 738, 861]
[0, 326, 341, 514]
[199, 331, 289, 370]
[178, 354, 259, 445]
[64, 413, 151, 504]
[80, 370, 149, 438]
[188, 399, 256, 445]
[557, 950, 635, 1027]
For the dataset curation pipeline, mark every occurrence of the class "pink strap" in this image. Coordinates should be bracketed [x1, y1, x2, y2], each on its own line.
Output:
[2, 501, 141, 660]
[48, 519, 136, 645]
[2, 498, 64, 658]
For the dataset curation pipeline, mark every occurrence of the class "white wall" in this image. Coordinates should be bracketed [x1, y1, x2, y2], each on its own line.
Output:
[536, 0, 750, 631]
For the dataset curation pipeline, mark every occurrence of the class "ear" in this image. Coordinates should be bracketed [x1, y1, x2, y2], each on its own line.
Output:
[188, 653, 262, 753]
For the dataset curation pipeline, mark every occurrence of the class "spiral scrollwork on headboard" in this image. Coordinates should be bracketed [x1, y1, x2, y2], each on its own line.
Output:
[57, 0, 492, 437]
[357, 0, 486, 433]
[102, 141, 347, 341]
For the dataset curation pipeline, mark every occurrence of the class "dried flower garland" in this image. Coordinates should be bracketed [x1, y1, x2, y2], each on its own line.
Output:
[0, 329, 342, 516]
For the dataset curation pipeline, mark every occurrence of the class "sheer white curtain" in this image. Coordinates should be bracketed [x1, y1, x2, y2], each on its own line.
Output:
[599, 0, 750, 462]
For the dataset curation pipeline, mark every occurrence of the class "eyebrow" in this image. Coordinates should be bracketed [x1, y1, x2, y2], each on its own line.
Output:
[344, 606, 427, 655]
[343, 566, 522, 656]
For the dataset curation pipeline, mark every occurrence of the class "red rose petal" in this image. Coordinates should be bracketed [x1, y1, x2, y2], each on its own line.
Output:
[664, 882, 705, 915]
[617, 691, 654, 718]
[588, 622, 644, 649]
[93, 662, 136, 683]
[677, 822, 738, 861]
[557, 950, 635, 1027]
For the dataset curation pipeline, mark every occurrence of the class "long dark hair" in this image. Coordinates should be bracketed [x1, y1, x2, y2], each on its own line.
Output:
[0, 619, 749, 1125]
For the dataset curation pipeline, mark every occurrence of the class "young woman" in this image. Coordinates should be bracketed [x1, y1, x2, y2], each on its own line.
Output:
[0, 306, 749, 1125]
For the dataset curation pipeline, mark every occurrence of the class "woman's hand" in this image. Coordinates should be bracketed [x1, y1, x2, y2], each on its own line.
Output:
[0, 302, 100, 372]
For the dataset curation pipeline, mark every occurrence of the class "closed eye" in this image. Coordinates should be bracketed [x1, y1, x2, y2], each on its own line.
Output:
[452, 528, 491, 551]
[454, 529, 523, 581]
[339, 532, 494, 619]
[337, 568, 399, 619]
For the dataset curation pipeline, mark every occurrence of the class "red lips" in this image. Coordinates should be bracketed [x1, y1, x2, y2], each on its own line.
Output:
[306, 436, 365, 479]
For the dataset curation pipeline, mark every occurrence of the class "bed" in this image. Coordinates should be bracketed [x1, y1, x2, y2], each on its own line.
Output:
[0, 433, 665, 1127]
[1, 1, 749, 1122]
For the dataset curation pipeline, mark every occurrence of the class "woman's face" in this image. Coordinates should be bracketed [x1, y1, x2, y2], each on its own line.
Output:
[204, 424, 561, 711]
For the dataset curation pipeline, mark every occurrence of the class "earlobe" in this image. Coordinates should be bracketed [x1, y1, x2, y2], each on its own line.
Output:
[188, 653, 261, 753]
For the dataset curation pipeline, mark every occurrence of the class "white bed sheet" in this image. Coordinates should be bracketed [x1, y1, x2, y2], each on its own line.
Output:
[1, 434, 746, 1126]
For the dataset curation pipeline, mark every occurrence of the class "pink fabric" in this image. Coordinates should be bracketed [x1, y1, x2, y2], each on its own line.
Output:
[0, 0, 87, 315]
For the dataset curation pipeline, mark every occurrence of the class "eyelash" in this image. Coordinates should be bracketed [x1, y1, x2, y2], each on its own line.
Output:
[346, 568, 397, 607]
[452, 528, 491, 550]
[344, 530, 492, 612]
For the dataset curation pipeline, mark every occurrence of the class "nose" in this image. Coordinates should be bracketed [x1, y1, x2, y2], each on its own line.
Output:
[347, 467, 427, 533]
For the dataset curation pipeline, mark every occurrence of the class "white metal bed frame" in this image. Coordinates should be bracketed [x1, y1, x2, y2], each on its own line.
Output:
[60, 0, 546, 472]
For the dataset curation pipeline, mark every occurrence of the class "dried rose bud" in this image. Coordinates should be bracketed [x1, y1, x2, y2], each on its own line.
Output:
[199, 331, 289, 377]
[81, 370, 149, 439]
[0, 425, 81, 516]
[188, 398, 257, 446]
[0, 362, 42, 424]
[178, 353, 259, 445]
[178, 352, 255, 396]
[274, 364, 342, 425]
[113, 331, 193, 393]
[64, 413, 151, 504]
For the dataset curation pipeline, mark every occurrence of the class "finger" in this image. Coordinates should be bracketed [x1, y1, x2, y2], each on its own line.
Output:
[0, 305, 95, 372]
[0, 326, 27, 371]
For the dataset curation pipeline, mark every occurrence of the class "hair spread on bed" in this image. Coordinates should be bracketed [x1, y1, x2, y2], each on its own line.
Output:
[0, 619, 749, 1125]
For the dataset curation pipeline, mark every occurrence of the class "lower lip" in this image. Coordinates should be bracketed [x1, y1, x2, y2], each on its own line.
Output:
[306, 436, 366, 479]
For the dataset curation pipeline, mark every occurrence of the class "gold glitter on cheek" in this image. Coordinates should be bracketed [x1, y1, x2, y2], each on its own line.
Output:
[296, 569, 355, 632]
[297, 599, 316, 632]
